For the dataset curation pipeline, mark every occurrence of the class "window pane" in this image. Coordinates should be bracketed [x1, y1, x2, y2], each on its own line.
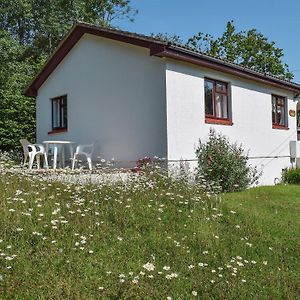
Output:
[53, 100, 60, 128]
[277, 106, 285, 125]
[216, 82, 227, 93]
[277, 98, 284, 106]
[205, 81, 214, 115]
[52, 96, 68, 129]
[272, 97, 277, 123]
[216, 94, 228, 119]
[62, 104, 67, 128]
[272, 96, 286, 126]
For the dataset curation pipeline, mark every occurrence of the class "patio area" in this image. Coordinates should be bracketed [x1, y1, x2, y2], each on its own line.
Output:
[20, 139, 95, 171]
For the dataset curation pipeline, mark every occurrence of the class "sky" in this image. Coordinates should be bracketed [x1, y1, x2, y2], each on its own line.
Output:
[114, 0, 300, 82]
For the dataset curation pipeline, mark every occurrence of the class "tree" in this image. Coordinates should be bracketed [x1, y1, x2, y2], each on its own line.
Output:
[150, 32, 183, 44]
[0, 0, 137, 57]
[187, 21, 293, 80]
[0, 30, 40, 151]
[0, 0, 137, 152]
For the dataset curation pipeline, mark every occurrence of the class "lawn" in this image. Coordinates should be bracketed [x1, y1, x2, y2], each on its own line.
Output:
[0, 168, 299, 299]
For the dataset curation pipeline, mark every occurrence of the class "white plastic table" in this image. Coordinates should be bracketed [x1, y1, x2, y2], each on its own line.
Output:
[43, 140, 75, 169]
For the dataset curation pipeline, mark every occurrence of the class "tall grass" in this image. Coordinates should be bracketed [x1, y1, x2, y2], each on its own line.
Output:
[0, 161, 299, 299]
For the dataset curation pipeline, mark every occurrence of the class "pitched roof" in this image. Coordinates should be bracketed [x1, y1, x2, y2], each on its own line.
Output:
[24, 22, 300, 97]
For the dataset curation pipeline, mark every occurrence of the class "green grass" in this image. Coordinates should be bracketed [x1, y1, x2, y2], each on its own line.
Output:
[0, 169, 299, 299]
[221, 185, 300, 299]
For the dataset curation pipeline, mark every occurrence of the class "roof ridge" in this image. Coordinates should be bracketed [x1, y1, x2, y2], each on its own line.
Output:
[167, 42, 299, 86]
[77, 22, 299, 86]
[75, 21, 169, 45]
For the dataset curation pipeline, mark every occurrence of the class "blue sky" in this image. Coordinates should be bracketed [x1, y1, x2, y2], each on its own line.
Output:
[114, 0, 300, 82]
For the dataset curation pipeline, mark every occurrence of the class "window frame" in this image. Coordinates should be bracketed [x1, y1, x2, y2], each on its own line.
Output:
[297, 109, 300, 131]
[50, 95, 68, 133]
[271, 94, 288, 130]
[204, 78, 232, 125]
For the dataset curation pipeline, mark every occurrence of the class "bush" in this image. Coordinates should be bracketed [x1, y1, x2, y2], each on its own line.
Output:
[282, 168, 300, 184]
[0, 150, 21, 168]
[196, 129, 259, 192]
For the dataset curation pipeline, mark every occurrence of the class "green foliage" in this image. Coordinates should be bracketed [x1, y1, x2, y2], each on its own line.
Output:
[0, 30, 43, 151]
[196, 129, 259, 192]
[0, 0, 136, 151]
[0, 0, 137, 56]
[282, 168, 300, 184]
[187, 21, 293, 80]
[154, 21, 293, 80]
[151, 32, 183, 44]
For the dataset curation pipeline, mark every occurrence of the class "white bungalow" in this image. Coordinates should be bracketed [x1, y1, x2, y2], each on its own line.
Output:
[24, 22, 300, 185]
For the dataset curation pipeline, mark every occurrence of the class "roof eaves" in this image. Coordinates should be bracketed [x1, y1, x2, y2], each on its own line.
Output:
[23, 23, 84, 97]
[163, 44, 300, 94]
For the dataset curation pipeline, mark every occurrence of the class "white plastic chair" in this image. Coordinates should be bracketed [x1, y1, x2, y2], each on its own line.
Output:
[71, 144, 94, 170]
[20, 139, 48, 170]
[20, 139, 31, 166]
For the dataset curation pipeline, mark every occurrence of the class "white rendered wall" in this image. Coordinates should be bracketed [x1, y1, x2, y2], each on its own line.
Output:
[36, 34, 167, 166]
[36, 36, 297, 184]
[165, 59, 297, 185]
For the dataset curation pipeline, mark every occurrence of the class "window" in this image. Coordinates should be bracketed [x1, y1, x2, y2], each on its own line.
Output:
[297, 103, 300, 141]
[296, 102, 300, 131]
[204, 78, 232, 125]
[272, 95, 287, 129]
[51, 95, 67, 131]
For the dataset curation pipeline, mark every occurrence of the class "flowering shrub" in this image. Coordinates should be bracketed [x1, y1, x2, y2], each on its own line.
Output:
[0, 150, 21, 169]
[132, 157, 152, 172]
[196, 129, 259, 192]
[282, 168, 300, 184]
